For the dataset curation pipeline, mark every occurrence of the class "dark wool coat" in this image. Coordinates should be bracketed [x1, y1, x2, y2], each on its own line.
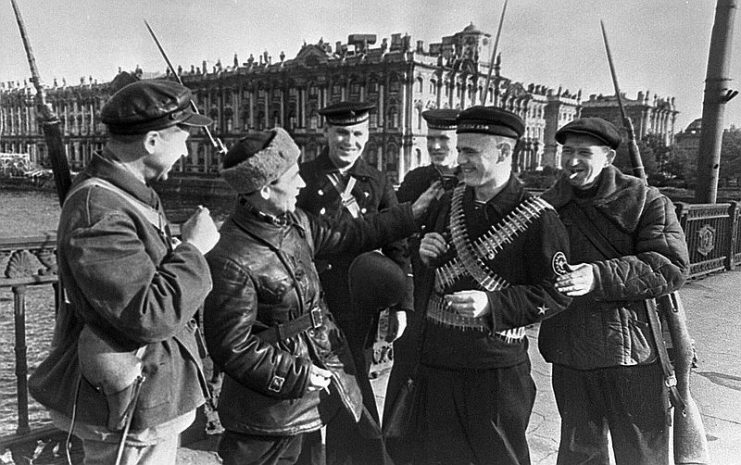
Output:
[29, 151, 211, 430]
[296, 150, 413, 316]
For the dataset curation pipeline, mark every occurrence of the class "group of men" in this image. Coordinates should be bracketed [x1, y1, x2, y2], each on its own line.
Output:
[28, 77, 690, 465]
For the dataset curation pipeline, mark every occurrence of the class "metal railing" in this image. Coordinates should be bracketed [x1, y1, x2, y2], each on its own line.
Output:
[0, 234, 66, 462]
[2, 201, 741, 460]
[675, 201, 741, 279]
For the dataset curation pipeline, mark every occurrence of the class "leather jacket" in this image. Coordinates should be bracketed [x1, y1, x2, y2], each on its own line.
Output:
[204, 199, 417, 435]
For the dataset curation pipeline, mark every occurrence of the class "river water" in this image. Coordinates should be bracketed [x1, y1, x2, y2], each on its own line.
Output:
[0, 186, 236, 435]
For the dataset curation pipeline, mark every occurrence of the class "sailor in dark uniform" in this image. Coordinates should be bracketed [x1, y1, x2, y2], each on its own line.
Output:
[408, 106, 572, 465]
[296, 101, 413, 465]
[396, 108, 460, 204]
[383, 108, 460, 464]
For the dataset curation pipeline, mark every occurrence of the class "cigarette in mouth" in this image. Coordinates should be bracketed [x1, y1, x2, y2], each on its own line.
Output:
[569, 172, 579, 179]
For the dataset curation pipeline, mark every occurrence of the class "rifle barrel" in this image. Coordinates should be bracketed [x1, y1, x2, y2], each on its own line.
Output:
[10, 0, 72, 204]
[600, 20, 646, 182]
[481, 0, 508, 105]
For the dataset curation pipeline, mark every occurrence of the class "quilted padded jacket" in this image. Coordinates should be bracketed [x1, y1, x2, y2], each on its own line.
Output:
[539, 166, 690, 369]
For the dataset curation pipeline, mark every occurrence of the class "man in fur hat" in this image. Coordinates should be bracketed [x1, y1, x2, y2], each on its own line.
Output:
[204, 127, 439, 465]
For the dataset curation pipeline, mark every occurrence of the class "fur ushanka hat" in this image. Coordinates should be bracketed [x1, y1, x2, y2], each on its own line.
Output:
[221, 127, 301, 194]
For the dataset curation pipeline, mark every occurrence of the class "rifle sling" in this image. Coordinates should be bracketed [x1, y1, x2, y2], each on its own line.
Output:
[569, 204, 685, 412]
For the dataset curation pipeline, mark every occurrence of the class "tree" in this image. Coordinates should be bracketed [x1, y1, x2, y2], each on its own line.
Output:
[719, 126, 741, 184]
[613, 134, 660, 178]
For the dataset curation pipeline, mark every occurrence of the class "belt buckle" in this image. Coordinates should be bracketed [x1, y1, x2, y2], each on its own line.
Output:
[310, 308, 323, 328]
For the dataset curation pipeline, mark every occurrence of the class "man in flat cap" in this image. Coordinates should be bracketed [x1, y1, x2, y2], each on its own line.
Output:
[203, 127, 439, 465]
[408, 106, 572, 465]
[539, 117, 689, 465]
[29, 79, 220, 465]
[296, 101, 414, 464]
[383, 108, 460, 462]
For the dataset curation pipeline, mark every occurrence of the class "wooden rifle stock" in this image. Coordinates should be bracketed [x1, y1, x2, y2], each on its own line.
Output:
[658, 293, 710, 465]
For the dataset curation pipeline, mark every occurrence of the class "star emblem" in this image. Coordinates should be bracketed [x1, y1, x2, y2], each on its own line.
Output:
[537, 305, 548, 316]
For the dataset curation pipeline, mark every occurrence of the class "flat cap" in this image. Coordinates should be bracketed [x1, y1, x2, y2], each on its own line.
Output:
[422, 109, 460, 130]
[456, 106, 524, 139]
[221, 127, 301, 194]
[101, 79, 212, 135]
[319, 101, 375, 126]
[555, 117, 622, 150]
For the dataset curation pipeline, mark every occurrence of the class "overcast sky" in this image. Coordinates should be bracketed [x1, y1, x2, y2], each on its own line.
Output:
[1, 0, 738, 131]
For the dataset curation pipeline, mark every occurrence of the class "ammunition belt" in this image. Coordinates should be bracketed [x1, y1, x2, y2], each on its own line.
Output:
[427, 185, 552, 343]
[435, 186, 553, 293]
[426, 293, 527, 343]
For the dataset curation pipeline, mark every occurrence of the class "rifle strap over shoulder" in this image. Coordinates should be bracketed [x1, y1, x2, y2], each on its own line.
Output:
[65, 177, 174, 250]
[570, 205, 685, 412]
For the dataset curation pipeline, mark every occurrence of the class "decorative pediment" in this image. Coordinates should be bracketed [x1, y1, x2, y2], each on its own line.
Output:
[503, 81, 530, 99]
[293, 44, 333, 67]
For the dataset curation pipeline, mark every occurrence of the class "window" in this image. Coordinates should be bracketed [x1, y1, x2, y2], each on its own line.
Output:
[388, 107, 399, 128]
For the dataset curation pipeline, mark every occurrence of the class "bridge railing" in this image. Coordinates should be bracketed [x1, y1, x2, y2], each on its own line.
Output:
[0, 233, 66, 462]
[2, 202, 741, 460]
[675, 201, 741, 279]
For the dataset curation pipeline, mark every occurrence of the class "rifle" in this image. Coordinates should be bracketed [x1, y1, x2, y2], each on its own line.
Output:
[144, 20, 227, 157]
[601, 20, 710, 465]
[480, 0, 507, 106]
[599, 20, 646, 182]
[10, 0, 72, 205]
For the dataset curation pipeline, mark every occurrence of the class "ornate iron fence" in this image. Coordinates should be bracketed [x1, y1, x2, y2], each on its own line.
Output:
[675, 201, 741, 279]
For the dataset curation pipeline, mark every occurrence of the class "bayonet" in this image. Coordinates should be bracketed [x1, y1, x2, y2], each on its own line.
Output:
[144, 20, 227, 156]
[600, 20, 646, 182]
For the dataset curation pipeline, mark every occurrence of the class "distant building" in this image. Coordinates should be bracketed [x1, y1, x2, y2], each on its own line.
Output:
[580, 91, 678, 146]
[675, 117, 702, 159]
[1, 25, 678, 183]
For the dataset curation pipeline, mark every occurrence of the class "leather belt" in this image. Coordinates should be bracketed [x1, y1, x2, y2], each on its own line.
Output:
[257, 307, 326, 344]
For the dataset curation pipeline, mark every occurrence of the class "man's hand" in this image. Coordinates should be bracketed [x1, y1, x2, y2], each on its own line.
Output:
[419, 232, 448, 266]
[385, 310, 408, 342]
[307, 364, 332, 393]
[444, 290, 491, 318]
[411, 181, 443, 220]
[555, 263, 596, 296]
[181, 205, 220, 255]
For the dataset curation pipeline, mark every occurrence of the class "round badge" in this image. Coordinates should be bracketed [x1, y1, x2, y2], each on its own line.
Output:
[552, 251, 569, 276]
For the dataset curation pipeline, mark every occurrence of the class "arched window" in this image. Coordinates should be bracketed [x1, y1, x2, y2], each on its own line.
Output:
[416, 77, 424, 93]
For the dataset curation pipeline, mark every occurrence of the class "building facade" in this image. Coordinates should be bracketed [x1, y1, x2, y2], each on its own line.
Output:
[1, 25, 677, 184]
[580, 91, 679, 147]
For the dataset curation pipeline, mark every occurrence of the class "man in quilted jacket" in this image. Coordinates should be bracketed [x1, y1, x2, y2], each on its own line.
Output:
[539, 117, 690, 465]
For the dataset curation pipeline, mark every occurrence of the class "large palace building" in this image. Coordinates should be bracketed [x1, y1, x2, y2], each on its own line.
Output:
[0, 24, 678, 184]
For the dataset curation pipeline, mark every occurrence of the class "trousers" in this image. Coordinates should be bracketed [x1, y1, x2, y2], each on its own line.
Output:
[552, 362, 670, 465]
